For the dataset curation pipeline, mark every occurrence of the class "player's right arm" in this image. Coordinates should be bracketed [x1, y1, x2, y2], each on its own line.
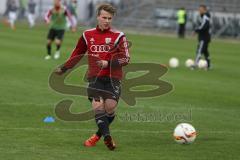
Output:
[44, 9, 52, 24]
[55, 36, 87, 75]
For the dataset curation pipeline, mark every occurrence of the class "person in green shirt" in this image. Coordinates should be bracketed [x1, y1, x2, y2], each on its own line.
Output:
[44, 0, 75, 60]
[177, 7, 187, 38]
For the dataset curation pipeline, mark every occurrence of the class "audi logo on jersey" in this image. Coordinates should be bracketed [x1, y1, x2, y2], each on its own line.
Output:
[90, 44, 112, 53]
[89, 40, 132, 53]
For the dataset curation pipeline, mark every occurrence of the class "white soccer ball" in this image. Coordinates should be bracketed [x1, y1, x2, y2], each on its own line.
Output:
[169, 57, 179, 68]
[185, 59, 194, 68]
[173, 123, 197, 144]
[198, 59, 207, 69]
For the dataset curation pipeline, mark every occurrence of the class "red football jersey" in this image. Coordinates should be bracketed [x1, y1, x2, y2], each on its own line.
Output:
[63, 26, 130, 80]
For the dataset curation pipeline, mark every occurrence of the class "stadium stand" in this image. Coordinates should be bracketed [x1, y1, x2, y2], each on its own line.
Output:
[114, 0, 240, 37]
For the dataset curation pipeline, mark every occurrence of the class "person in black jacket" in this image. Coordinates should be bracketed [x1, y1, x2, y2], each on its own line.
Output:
[193, 5, 211, 69]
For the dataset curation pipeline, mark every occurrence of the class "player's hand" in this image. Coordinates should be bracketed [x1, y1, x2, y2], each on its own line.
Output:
[54, 67, 64, 75]
[96, 60, 108, 68]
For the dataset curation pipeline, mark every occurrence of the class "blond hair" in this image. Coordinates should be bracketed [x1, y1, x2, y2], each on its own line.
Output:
[97, 3, 117, 16]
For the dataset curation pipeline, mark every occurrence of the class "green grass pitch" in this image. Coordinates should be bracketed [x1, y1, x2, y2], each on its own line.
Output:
[0, 23, 240, 160]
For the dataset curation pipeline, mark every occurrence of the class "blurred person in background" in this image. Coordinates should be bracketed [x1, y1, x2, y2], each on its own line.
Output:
[193, 5, 211, 70]
[19, 0, 27, 19]
[177, 7, 187, 38]
[88, 0, 94, 19]
[44, 0, 75, 60]
[27, 0, 37, 28]
[67, 0, 78, 32]
[3, 0, 18, 30]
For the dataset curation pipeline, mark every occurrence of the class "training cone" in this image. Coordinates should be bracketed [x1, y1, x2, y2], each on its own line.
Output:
[43, 116, 55, 123]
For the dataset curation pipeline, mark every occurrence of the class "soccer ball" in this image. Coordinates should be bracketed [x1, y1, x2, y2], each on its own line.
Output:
[169, 57, 179, 68]
[173, 123, 197, 144]
[198, 59, 207, 69]
[185, 59, 194, 68]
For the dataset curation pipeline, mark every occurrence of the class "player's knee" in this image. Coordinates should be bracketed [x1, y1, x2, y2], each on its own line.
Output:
[92, 98, 104, 112]
[104, 99, 117, 114]
[55, 39, 61, 45]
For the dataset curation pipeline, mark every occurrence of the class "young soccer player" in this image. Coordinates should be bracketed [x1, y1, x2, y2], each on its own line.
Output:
[44, 0, 75, 60]
[55, 3, 130, 150]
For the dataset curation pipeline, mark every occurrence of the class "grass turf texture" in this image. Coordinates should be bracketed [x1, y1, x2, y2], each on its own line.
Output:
[0, 23, 240, 160]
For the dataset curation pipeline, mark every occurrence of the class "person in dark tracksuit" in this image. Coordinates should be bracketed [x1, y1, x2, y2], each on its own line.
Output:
[193, 5, 211, 70]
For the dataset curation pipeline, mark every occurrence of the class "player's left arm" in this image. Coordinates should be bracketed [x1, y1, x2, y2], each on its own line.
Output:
[109, 35, 130, 67]
[195, 15, 210, 33]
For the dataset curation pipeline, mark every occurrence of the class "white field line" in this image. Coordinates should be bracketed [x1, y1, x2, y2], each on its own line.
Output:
[0, 102, 239, 112]
[0, 127, 239, 135]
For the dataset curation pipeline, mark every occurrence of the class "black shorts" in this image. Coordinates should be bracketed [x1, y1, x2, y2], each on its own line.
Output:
[47, 29, 65, 41]
[87, 77, 121, 102]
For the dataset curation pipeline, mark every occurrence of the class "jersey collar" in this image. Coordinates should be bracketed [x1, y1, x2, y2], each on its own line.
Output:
[96, 25, 111, 32]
